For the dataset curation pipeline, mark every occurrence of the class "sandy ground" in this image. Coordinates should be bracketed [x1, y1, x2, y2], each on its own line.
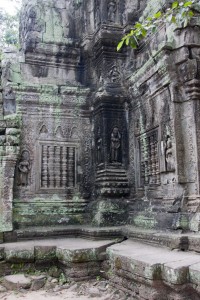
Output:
[0, 290, 108, 300]
[0, 280, 130, 300]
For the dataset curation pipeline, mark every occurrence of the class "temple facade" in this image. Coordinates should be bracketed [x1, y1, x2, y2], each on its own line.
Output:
[1, 0, 200, 241]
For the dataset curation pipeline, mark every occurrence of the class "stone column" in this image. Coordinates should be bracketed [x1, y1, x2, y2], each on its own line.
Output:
[0, 151, 18, 234]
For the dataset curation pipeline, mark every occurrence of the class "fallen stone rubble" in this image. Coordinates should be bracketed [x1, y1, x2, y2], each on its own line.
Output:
[0, 273, 132, 300]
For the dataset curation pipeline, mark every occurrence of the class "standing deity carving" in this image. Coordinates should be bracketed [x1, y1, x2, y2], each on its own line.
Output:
[110, 127, 121, 163]
[165, 136, 175, 172]
[109, 65, 120, 83]
[18, 150, 31, 187]
[97, 137, 103, 164]
[107, 0, 117, 22]
[96, 128, 103, 164]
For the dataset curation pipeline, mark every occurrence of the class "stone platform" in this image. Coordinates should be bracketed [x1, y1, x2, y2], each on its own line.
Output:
[1, 235, 200, 299]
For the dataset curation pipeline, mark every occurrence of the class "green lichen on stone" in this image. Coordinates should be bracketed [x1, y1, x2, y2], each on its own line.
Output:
[35, 246, 57, 262]
[133, 214, 158, 229]
[57, 248, 98, 263]
[5, 249, 34, 263]
[145, 264, 162, 280]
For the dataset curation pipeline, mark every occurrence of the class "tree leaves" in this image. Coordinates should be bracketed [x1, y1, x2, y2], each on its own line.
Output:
[0, 0, 21, 48]
[117, 0, 196, 51]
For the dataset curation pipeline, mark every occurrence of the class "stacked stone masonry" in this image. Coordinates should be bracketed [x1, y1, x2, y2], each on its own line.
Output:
[1, 0, 200, 234]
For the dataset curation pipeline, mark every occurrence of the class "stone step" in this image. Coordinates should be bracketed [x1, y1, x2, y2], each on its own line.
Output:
[0, 238, 116, 281]
[107, 240, 200, 299]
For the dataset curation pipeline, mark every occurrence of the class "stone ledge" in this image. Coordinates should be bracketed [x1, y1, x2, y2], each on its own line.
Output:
[1, 238, 115, 264]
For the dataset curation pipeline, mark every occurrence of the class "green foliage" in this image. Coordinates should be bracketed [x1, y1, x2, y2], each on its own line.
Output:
[0, 0, 21, 48]
[59, 272, 68, 285]
[117, 0, 197, 51]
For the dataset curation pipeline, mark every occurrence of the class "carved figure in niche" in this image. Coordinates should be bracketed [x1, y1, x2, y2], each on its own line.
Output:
[111, 127, 121, 163]
[109, 65, 120, 83]
[108, 0, 117, 22]
[165, 135, 175, 172]
[96, 128, 103, 164]
[18, 150, 31, 187]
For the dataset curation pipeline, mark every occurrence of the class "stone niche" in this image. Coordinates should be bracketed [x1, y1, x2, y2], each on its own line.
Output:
[1, 0, 200, 237]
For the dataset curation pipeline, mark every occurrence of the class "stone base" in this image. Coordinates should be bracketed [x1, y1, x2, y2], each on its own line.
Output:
[13, 198, 90, 228]
[129, 211, 181, 230]
[90, 199, 128, 227]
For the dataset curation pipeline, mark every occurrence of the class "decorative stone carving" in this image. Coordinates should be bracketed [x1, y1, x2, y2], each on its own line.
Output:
[40, 143, 76, 190]
[96, 128, 103, 165]
[109, 65, 121, 83]
[165, 135, 175, 172]
[138, 130, 160, 186]
[110, 127, 121, 163]
[107, 0, 117, 23]
[55, 126, 64, 138]
[18, 150, 31, 187]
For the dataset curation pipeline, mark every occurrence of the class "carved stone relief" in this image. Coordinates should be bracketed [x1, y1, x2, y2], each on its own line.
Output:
[18, 150, 31, 187]
[110, 127, 121, 163]
[107, 0, 117, 22]
[165, 135, 175, 172]
[137, 129, 160, 187]
[96, 127, 103, 165]
[40, 143, 76, 190]
[109, 65, 121, 83]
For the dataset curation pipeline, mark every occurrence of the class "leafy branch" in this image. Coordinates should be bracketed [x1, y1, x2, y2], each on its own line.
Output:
[117, 0, 197, 51]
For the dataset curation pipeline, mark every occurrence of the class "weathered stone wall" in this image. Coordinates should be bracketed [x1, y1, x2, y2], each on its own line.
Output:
[1, 0, 200, 236]
[127, 3, 200, 231]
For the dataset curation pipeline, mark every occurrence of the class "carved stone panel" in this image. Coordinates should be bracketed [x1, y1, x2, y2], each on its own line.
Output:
[39, 142, 77, 191]
[137, 129, 160, 187]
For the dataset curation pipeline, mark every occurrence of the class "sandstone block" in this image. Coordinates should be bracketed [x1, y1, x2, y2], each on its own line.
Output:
[3, 274, 32, 290]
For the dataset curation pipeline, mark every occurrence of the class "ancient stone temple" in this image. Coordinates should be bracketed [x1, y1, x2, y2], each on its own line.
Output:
[2, 0, 200, 298]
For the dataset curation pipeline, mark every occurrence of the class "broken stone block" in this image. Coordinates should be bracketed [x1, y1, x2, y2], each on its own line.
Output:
[3, 274, 32, 290]
[30, 275, 46, 291]
[0, 285, 7, 293]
